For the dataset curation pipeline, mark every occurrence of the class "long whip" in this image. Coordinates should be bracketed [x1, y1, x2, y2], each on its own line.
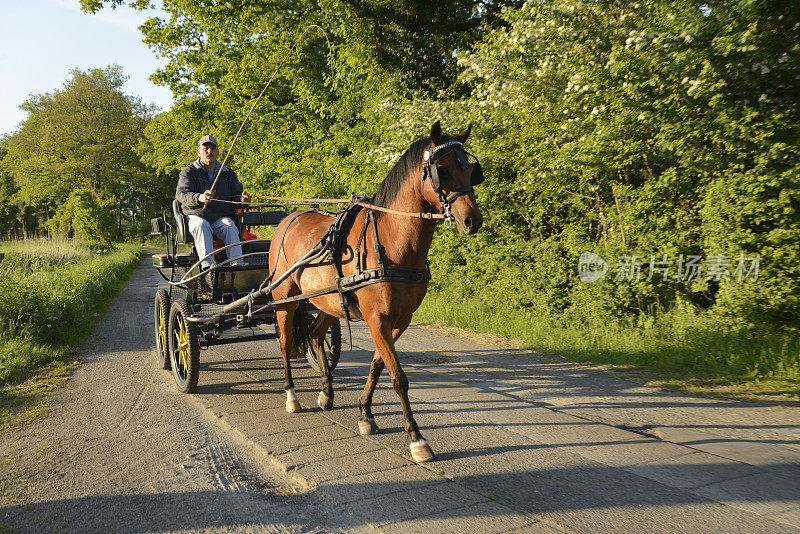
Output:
[204, 25, 335, 207]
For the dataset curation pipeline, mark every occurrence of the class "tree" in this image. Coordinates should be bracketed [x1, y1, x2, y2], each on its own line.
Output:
[5, 66, 160, 238]
[0, 138, 24, 239]
[80, 0, 522, 201]
[78, 0, 800, 333]
[450, 0, 800, 328]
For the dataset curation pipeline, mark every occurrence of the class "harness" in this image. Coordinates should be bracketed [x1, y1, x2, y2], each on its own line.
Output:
[268, 139, 483, 309]
[266, 202, 431, 345]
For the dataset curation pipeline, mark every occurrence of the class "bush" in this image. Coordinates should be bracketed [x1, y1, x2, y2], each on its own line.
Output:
[47, 189, 117, 242]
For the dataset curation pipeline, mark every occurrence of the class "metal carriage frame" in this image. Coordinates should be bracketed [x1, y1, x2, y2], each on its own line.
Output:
[150, 201, 341, 393]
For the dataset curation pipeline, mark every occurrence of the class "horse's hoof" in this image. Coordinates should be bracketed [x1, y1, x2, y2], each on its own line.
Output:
[410, 439, 435, 463]
[358, 418, 379, 435]
[317, 391, 333, 411]
[286, 400, 302, 413]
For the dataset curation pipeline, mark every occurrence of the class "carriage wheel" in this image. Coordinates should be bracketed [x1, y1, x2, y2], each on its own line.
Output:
[168, 298, 200, 393]
[154, 289, 171, 370]
[306, 320, 342, 373]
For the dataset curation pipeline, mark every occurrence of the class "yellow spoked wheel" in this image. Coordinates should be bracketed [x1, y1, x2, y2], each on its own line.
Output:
[168, 298, 200, 393]
[154, 289, 170, 370]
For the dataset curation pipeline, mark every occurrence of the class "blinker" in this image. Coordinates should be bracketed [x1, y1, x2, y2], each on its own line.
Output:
[470, 161, 484, 186]
[428, 164, 450, 190]
[424, 144, 485, 191]
[456, 149, 469, 169]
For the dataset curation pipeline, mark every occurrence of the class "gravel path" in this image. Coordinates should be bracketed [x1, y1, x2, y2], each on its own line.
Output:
[0, 256, 372, 533]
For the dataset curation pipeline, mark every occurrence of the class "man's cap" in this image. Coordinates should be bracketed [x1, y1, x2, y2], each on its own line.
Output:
[197, 135, 218, 147]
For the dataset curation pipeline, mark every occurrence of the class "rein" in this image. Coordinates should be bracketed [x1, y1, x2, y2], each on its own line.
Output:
[353, 201, 446, 220]
[205, 135, 483, 227]
[210, 195, 449, 221]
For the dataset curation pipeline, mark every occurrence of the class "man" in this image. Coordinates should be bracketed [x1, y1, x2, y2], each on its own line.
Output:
[175, 135, 251, 271]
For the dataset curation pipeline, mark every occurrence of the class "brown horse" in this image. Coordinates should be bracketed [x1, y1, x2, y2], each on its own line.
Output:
[268, 121, 483, 462]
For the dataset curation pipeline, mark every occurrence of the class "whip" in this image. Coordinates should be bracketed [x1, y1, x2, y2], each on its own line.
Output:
[204, 25, 335, 207]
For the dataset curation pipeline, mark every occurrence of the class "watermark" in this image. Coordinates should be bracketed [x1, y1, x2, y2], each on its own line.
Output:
[578, 252, 609, 283]
[578, 252, 760, 283]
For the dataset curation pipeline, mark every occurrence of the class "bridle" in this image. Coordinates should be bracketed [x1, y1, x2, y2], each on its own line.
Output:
[421, 139, 485, 225]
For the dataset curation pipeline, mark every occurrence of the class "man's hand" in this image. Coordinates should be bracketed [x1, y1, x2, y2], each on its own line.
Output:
[199, 190, 214, 203]
[241, 191, 251, 204]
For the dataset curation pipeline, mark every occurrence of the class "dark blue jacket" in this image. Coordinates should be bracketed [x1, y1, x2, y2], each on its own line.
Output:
[175, 160, 244, 223]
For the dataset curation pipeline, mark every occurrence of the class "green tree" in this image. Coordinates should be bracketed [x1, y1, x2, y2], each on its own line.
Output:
[448, 0, 800, 328]
[0, 138, 23, 239]
[48, 189, 117, 242]
[80, 0, 522, 201]
[5, 66, 161, 238]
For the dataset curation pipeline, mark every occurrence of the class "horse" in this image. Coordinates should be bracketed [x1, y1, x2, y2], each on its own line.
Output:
[268, 121, 483, 462]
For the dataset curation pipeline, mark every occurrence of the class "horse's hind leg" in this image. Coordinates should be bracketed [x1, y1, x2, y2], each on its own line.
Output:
[310, 312, 338, 410]
[365, 314, 434, 462]
[276, 305, 301, 413]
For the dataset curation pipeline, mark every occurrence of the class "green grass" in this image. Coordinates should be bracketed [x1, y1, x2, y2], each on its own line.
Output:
[0, 239, 142, 428]
[414, 290, 800, 403]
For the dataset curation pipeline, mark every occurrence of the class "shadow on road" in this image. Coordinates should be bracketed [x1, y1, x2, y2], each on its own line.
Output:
[3, 457, 798, 533]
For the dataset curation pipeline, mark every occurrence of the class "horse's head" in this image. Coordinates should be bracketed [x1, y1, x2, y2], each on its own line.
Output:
[421, 121, 484, 235]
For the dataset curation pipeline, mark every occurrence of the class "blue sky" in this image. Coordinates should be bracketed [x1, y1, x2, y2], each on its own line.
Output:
[1, 0, 174, 136]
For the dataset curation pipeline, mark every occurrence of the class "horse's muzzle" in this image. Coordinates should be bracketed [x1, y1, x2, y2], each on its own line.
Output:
[456, 211, 483, 235]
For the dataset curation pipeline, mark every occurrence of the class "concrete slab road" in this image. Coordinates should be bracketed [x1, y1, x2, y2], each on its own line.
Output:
[186, 261, 800, 533]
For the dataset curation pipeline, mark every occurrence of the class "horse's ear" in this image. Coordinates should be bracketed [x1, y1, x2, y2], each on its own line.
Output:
[430, 121, 443, 145]
[454, 123, 472, 144]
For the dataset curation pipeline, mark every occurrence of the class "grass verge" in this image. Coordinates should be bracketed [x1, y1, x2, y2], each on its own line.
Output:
[0, 239, 142, 429]
[414, 290, 800, 404]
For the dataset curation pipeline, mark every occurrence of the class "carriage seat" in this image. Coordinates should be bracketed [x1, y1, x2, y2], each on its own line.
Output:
[172, 199, 288, 258]
[171, 199, 235, 257]
[172, 200, 288, 244]
[172, 199, 193, 246]
[240, 210, 289, 227]
[239, 210, 288, 254]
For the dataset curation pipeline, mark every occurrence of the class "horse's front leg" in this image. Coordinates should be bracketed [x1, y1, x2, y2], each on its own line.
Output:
[365, 314, 434, 462]
[358, 350, 384, 435]
[310, 312, 337, 410]
[359, 318, 410, 436]
[276, 306, 301, 413]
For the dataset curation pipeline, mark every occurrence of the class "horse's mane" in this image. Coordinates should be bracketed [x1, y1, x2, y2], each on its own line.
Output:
[370, 137, 430, 211]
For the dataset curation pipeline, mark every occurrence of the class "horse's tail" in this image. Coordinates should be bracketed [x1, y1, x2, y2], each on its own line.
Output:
[292, 300, 313, 358]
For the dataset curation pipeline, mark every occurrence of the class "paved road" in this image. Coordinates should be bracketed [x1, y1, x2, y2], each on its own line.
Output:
[4, 255, 800, 533]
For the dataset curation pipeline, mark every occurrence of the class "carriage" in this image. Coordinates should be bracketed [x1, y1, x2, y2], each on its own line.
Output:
[150, 200, 342, 394]
[149, 121, 483, 463]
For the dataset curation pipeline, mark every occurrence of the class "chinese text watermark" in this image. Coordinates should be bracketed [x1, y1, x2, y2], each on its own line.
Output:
[578, 252, 760, 284]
